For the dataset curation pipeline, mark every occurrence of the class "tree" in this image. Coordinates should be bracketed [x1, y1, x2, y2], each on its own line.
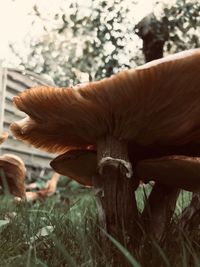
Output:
[11, 0, 200, 86]
[135, 0, 200, 62]
[135, 13, 169, 62]
[156, 0, 200, 53]
[11, 0, 141, 87]
[163, 0, 200, 52]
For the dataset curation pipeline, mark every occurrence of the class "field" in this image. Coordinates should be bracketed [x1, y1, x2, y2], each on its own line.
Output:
[0, 182, 200, 267]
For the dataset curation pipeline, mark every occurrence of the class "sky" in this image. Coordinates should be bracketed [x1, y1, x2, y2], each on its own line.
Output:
[0, 0, 173, 66]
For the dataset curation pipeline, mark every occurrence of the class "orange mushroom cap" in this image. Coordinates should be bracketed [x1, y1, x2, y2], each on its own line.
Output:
[0, 154, 26, 198]
[25, 173, 60, 201]
[0, 132, 8, 145]
[10, 49, 200, 155]
[136, 155, 200, 192]
[50, 150, 96, 186]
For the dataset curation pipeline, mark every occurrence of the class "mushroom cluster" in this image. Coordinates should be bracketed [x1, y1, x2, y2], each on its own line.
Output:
[9, 49, 200, 243]
[0, 133, 59, 201]
[10, 48, 200, 188]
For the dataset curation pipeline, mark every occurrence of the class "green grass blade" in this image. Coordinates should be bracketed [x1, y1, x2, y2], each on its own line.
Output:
[101, 228, 141, 267]
[152, 240, 171, 267]
[26, 247, 32, 267]
[47, 231, 77, 267]
[36, 258, 49, 267]
[181, 238, 188, 267]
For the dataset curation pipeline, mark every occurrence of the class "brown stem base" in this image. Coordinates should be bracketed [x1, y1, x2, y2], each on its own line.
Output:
[141, 183, 180, 241]
[179, 192, 200, 231]
[93, 135, 140, 260]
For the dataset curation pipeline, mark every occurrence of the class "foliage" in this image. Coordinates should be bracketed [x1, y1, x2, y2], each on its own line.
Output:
[11, 0, 200, 87]
[11, 0, 140, 87]
[134, 0, 200, 58]
[158, 0, 200, 52]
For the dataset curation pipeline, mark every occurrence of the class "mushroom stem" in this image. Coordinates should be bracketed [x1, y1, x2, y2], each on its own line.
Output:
[97, 135, 133, 178]
[179, 192, 200, 231]
[141, 183, 180, 241]
[94, 135, 140, 254]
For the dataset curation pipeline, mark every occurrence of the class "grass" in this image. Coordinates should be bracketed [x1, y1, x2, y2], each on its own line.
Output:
[0, 186, 199, 267]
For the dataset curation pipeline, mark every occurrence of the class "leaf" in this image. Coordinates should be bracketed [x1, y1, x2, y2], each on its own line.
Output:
[37, 226, 54, 237]
[0, 219, 10, 228]
[29, 226, 54, 244]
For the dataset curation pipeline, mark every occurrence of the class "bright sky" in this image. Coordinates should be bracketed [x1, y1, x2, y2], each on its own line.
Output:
[0, 0, 173, 66]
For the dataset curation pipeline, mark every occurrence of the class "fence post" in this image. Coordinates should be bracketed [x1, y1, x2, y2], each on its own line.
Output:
[0, 65, 7, 139]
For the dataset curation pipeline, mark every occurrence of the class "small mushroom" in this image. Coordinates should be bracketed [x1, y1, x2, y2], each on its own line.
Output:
[25, 191, 42, 202]
[0, 154, 26, 198]
[51, 150, 96, 186]
[38, 172, 60, 197]
[25, 172, 60, 201]
[0, 133, 26, 199]
[0, 132, 8, 144]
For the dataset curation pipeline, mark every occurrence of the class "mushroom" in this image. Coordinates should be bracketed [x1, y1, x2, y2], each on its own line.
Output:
[51, 149, 200, 240]
[51, 150, 96, 186]
[25, 172, 60, 201]
[0, 133, 26, 199]
[0, 132, 8, 144]
[0, 154, 26, 198]
[10, 49, 200, 247]
[37, 172, 60, 198]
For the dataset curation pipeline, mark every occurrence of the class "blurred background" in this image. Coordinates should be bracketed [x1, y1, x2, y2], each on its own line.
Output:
[1, 0, 199, 86]
[0, 0, 199, 196]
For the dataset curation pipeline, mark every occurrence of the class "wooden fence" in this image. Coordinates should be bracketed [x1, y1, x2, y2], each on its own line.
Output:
[0, 67, 55, 173]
